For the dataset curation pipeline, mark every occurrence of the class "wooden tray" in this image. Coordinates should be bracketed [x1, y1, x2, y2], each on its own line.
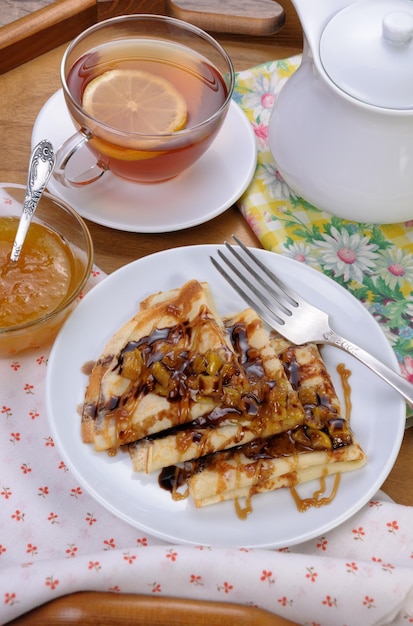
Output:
[0, 0, 300, 74]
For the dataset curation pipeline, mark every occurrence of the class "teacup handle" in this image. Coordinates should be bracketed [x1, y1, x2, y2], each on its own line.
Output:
[54, 129, 109, 188]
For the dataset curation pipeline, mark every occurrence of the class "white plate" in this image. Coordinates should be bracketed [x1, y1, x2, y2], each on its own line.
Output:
[31, 90, 257, 233]
[45, 246, 406, 548]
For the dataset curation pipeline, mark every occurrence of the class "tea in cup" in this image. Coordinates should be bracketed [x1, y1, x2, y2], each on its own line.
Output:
[55, 14, 234, 186]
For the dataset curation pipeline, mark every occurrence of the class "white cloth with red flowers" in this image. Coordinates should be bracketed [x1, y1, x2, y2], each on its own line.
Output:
[0, 266, 412, 626]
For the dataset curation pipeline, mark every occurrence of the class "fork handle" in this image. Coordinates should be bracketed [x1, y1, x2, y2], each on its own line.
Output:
[323, 330, 413, 406]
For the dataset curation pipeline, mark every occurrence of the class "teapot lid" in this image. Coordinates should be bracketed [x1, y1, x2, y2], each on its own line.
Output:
[320, 0, 413, 109]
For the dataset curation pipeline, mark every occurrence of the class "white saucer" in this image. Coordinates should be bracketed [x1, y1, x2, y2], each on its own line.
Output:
[31, 90, 257, 233]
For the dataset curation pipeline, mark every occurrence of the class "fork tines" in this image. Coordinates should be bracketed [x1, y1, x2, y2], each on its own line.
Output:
[210, 236, 299, 328]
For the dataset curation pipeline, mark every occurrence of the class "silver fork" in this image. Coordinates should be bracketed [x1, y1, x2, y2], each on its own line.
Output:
[211, 236, 413, 406]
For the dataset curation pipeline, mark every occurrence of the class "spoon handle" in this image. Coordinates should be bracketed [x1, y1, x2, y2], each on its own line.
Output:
[10, 140, 55, 263]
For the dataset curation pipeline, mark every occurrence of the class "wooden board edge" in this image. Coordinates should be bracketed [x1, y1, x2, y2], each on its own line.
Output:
[0, 0, 97, 75]
[165, 0, 285, 36]
[96, 0, 167, 21]
[8, 591, 300, 625]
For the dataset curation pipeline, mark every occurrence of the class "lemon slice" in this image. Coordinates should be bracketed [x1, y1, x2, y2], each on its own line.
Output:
[82, 69, 188, 162]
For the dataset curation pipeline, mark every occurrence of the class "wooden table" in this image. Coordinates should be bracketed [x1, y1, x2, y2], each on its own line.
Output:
[1, 1, 411, 622]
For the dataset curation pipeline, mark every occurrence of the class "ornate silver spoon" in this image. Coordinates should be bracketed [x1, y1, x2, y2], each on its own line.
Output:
[10, 139, 56, 263]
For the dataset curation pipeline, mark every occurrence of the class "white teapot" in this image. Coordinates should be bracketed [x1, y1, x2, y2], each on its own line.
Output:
[269, 0, 413, 223]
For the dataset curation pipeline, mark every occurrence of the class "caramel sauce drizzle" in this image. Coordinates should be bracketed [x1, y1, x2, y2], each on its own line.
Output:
[288, 361, 352, 515]
[81, 360, 96, 377]
[337, 362, 352, 422]
[235, 496, 253, 521]
[290, 471, 341, 513]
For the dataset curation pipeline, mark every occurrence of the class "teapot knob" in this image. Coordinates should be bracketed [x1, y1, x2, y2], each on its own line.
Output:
[383, 11, 413, 45]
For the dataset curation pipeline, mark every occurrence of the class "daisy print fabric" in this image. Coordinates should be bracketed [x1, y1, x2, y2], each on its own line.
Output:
[234, 56, 413, 412]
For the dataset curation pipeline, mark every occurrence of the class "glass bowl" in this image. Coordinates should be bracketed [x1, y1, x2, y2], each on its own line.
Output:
[0, 183, 93, 356]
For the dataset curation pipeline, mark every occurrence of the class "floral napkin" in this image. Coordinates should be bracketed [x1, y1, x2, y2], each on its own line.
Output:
[233, 55, 413, 419]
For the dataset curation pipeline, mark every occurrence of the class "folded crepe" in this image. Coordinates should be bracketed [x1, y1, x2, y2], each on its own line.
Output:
[165, 336, 366, 508]
[81, 279, 366, 515]
[82, 280, 249, 452]
[129, 308, 305, 472]
[271, 335, 353, 448]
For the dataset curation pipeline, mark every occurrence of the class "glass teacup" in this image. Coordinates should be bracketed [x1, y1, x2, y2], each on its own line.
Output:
[55, 14, 235, 187]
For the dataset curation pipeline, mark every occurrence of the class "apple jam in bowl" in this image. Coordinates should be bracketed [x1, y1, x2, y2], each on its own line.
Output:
[0, 183, 93, 356]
